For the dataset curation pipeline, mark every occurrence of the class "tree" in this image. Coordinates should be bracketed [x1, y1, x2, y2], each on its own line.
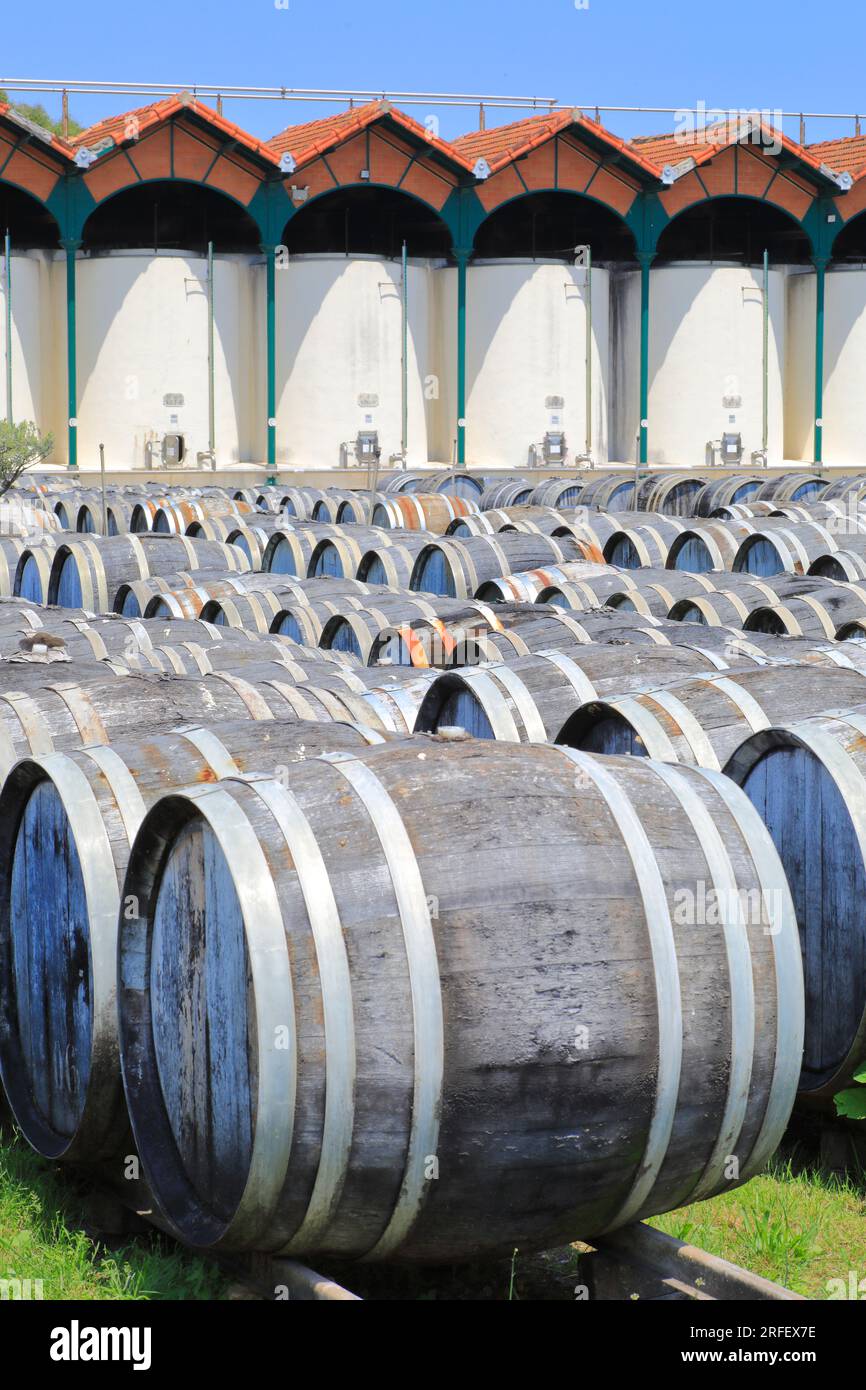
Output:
[0, 420, 53, 497]
[0, 89, 83, 137]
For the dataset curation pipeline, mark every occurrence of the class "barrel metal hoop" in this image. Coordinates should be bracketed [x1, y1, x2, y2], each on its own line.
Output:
[606, 695, 679, 762]
[485, 664, 547, 742]
[175, 726, 241, 781]
[642, 689, 721, 769]
[557, 747, 683, 1232]
[536, 649, 598, 704]
[211, 672, 275, 721]
[686, 763, 804, 1178]
[175, 784, 297, 1239]
[646, 760, 755, 1204]
[456, 669, 522, 742]
[47, 684, 109, 748]
[706, 676, 771, 736]
[79, 744, 148, 845]
[318, 750, 443, 1260]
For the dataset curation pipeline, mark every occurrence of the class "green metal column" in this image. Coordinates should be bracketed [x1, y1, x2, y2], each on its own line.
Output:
[4, 232, 11, 425]
[456, 249, 469, 465]
[638, 252, 653, 465]
[62, 239, 80, 468]
[265, 244, 277, 482]
[814, 256, 827, 464]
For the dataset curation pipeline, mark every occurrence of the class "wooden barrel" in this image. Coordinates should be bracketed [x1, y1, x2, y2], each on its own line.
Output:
[323, 599, 500, 665]
[114, 738, 801, 1258]
[42, 536, 251, 611]
[732, 524, 838, 576]
[0, 538, 37, 597]
[525, 478, 585, 509]
[559, 665, 866, 770]
[574, 474, 636, 510]
[0, 719, 392, 1161]
[710, 501, 780, 520]
[820, 476, 866, 502]
[607, 576, 718, 619]
[603, 520, 688, 569]
[371, 494, 478, 534]
[478, 479, 533, 509]
[384, 472, 430, 494]
[743, 588, 866, 639]
[114, 570, 243, 616]
[334, 494, 374, 524]
[668, 590, 766, 627]
[666, 522, 765, 573]
[14, 537, 67, 603]
[446, 505, 565, 538]
[692, 476, 764, 516]
[414, 645, 763, 741]
[754, 472, 827, 504]
[424, 469, 486, 499]
[409, 534, 586, 597]
[633, 473, 707, 517]
[725, 707, 866, 1103]
[356, 539, 432, 587]
[474, 561, 614, 604]
[153, 499, 250, 534]
[262, 524, 382, 576]
[810, 549, 866, 581]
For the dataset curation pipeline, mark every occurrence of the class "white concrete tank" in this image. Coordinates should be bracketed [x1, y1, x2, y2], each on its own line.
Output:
[612, 263, 787, 467]
[71, 251, 257, 470]
[459, 261, 610, 470]
[788, 266, 866, 468]
[274, 254, 438, 469]
[0, 251, 54, 447]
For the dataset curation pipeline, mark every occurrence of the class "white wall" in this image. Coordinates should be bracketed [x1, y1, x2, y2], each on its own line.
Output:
[71, 251, 257, 470]
[613, 264, 788, 467]
[784, 270, 816, 462]
[274, 255, 438, 468]
[460, 261, 610, 470]
[813, 268, 866, 469]
[0, 251, 54, 450]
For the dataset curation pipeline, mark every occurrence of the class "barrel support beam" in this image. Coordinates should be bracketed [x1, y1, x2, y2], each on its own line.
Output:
[61, 238, 80, 469]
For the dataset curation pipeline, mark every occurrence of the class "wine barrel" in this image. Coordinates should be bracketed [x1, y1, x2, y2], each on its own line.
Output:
[414, 645, 764, 741]
[0, 719, 392, 1161]
[692, 476, 764, 517]
[371, 494, 478, 534]
[356, 539, 432, 588]
[743, 588, 866, 640]
[633, 473, 707, 517]
[40, 536, 250, 612]
[603, 520, 688, 570]
[666, 522, 771, 573]
[410, 534, 586, 597]
[810, 549, 866, 581]
[478, 479, 533, 510]
[607, 576, 717, 620]
[334, 494, 374, 524]
[725, 708, 866, 1103]
[525, 478, 585, 509]
[754, 472, 827, 504]
[475, 561, 614, 604]
[577, 475, 636, 510]
[820, 476, 866, 502]
[733, 524, 838, 576]
[559, 665, 866, 770]
[13, 536, 66, 602]
[114, 738, 801, 1259]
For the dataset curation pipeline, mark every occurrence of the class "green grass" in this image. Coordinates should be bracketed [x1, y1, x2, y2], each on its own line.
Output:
[650, 1151, 866, 1298]
[0, 1130, 226, 1300]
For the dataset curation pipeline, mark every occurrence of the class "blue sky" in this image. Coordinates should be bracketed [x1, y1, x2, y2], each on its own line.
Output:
[2, 0, 864, 148]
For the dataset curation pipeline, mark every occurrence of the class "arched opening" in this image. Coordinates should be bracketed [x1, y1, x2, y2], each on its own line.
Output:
[654, 196, 812, 265]
[82, 180, 262, 253]
[472, 191, 637, 264]
[0, 182, 60, 248]
[283, 186, 453, 259]
[830, 212, 866, 267]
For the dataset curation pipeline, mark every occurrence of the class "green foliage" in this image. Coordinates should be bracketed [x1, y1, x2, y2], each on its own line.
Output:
[0, 419, 53, 496]
[834, 1062, 866, 1119]
[0, 90, 82, 137]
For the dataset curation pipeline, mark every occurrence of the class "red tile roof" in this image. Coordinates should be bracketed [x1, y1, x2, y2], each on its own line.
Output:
[268, 99, 476, 173]
[808, 134, 866, 178]
[453, 107, 661, 179]
[70, 94, 282, 167]
[0, 99, 74, 161]
[631, 119, 832, 183]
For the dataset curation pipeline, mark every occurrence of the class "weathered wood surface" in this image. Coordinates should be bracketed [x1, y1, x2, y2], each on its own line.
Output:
[0, 719, 396, 1162]
[692, 476, 764, 516]
[371, 494, 479, 534]
[744, 587, 866, 640]
[410, 534, 589, 597]
[560, 665, 866, 771]
[116, 739, 802, 1261]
